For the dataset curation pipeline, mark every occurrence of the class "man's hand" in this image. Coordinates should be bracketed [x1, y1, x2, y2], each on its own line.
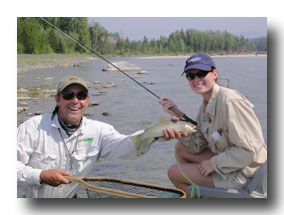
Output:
[40, 169, 70, 187]
[198, 160, 214, 176]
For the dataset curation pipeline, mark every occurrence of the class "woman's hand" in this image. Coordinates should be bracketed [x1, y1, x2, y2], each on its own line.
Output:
[198, 160, 214, 176]
[159, 98, 178, 117]
[162, 117, 188, 140]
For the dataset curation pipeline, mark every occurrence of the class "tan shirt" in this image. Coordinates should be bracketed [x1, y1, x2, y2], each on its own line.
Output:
[180, 84, 267, 178]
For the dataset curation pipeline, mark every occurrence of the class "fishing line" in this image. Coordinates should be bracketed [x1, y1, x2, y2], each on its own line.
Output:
[39, 17, 160, 99]
[39, 17, 197, 125]
[218, 77, 230, 88]
[175, 149, 200, 198]
[39, 18, 200, 196]
[121, 78, 158, 100]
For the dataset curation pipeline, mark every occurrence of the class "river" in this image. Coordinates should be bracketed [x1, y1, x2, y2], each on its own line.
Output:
[17, 55, 267, 192]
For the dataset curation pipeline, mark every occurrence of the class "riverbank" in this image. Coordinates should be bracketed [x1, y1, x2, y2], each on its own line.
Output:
[139, 51, 266, 59]
[17, 52, 266, 73]
[17, 54, 97, 73]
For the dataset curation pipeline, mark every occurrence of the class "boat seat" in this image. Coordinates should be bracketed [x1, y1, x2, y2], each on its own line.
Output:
[186, 162, 267, 198]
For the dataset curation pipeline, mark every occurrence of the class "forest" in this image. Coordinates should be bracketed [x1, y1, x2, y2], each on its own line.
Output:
[17, 17, 267, 56]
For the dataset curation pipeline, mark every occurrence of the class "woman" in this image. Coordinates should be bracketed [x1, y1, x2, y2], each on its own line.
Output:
[159, 53, 267, 192]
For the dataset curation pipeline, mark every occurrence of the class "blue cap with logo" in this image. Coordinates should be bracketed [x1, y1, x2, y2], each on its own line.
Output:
[182, 53, 216, 76]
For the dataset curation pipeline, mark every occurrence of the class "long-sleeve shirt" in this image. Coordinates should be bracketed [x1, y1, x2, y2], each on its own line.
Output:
[180, 84, 267, 178]
[17, 114, 147, 198]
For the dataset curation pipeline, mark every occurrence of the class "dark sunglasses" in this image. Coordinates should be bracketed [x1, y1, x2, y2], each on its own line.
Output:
[61, 91, 88, 100]
[186, 70, 212, 81]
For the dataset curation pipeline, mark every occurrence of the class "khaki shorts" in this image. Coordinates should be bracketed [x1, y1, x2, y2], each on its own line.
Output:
[179, 140, 252, 189]
[212, 170, 252, 189]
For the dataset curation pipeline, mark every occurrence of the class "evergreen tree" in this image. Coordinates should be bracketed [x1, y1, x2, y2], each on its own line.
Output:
[17, 17, 267, 55]
[18, 18, 41, 54]
[48, 29, 58, 53]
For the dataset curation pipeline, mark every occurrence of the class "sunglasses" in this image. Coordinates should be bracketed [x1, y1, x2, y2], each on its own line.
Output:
[61, 91, 88, 100]
[186, 70, 212, 81]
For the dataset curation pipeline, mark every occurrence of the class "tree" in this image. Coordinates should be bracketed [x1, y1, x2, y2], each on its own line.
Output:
[116, 37, 125, 55]
[216, 31, 225, 52]
[89, 21, 110, 54]
[48, 29, 58, 52]
[224, 31, 234, 51]
[142, 36, 149, 53]
[18, 18, 41, 54]
[17, 17, 266, 55]
[73, 18, 90, 53]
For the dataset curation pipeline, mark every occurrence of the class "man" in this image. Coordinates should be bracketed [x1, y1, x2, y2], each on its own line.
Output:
[17, 76, 181, 198]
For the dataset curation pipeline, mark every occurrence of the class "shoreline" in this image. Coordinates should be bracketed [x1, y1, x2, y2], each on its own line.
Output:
[17, 54, 97, 73]
[138, 53, 267, 59]
[17, 53, 267, 73]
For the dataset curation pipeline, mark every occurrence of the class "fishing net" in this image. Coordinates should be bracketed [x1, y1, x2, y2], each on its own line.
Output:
[78, 177, 185, 198]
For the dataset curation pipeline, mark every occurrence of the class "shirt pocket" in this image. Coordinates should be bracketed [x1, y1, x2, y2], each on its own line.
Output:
[29, 151, 58, 170]
[72, 146, 98, 161]
[200, 121, 209, 135]
[211, 134, 228, 153]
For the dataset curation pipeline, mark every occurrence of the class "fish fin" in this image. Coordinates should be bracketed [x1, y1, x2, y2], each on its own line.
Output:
[131, 135, 140, 150]
[158, 116, 169, 123]
[132, 135, 158, 156]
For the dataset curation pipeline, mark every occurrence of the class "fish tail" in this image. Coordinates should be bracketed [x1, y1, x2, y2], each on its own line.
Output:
[131, 134, 157, 156]
[131, 135, 141, 151]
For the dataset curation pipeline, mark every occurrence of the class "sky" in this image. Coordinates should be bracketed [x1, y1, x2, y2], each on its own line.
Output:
[89, 17, 267, 41]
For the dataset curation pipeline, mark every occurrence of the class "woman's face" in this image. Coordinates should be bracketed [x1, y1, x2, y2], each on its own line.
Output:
[186, 69, 218, 101]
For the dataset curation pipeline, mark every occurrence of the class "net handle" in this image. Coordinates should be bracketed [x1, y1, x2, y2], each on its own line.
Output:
[65, 176, 154, 198]
[85, 176, 186, 196]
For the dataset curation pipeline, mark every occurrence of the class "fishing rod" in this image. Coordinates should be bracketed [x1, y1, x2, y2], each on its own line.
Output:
[39, 17, 197, 125]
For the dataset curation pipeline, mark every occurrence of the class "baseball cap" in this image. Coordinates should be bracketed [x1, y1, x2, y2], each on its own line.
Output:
[57, 76, 88, 94]
[182, 53, 216, 76]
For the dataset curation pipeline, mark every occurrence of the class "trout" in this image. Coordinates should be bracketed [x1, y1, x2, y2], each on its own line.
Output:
[132, 119, 197, 154]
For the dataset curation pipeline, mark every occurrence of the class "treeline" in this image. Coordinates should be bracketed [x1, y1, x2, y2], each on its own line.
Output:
[249, 37, 267, 51]
[17, 17, 267, 56]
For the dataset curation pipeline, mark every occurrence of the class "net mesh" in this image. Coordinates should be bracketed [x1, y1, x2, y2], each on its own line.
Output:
[84, 178, 183, 198]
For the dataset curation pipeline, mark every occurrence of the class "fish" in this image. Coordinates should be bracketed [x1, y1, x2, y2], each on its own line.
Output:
[132, 118, 197, 154]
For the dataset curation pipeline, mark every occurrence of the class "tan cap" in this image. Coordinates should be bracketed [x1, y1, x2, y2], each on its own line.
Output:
[57, 76, 88, 93]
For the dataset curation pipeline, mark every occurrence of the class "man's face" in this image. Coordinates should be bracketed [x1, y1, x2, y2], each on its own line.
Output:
[55, 84, 89, 125]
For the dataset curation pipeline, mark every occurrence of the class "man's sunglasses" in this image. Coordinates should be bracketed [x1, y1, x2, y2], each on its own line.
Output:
[61, 91, 88, 100]
[186, 70, 212, 81]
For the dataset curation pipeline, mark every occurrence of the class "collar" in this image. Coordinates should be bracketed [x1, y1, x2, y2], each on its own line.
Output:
[204, 83, 220, 120]
[51, 114, 61, 129]
[51, 114, 86, 134]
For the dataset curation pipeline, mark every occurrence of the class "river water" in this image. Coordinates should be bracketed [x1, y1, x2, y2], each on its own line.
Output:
[17, 55, 267, 189]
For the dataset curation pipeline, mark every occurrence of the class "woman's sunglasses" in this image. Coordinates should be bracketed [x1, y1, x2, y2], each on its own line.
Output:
[186, 70, 212, 81]
[61, 91, 88, 100]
